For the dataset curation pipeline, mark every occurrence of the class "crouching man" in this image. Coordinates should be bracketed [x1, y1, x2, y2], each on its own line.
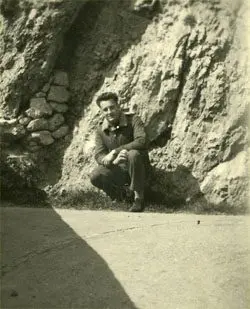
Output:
[89, 92, 151, 212]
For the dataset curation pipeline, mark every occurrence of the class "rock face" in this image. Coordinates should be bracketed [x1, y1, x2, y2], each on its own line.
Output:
[0, 0, 84, 117]
[200, 150, 248, 211]
[55, 0, 249, 212]
[1, 0, 249, 212]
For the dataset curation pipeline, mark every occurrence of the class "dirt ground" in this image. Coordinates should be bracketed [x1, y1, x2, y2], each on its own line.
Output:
[1, 206, 250, 309]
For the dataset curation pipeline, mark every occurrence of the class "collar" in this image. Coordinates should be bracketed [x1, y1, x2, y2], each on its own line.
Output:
[102, 112, 128, 132]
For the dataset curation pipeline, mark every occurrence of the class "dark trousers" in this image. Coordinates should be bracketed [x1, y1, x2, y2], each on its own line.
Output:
[90, 150, 145, 200]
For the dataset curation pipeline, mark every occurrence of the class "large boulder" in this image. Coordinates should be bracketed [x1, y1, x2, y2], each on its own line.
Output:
[200, 150, 248, 212]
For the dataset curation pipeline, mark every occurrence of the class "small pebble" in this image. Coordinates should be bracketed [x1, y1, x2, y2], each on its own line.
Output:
[197, 220, 200, 225]
[10, 290, 18, 297]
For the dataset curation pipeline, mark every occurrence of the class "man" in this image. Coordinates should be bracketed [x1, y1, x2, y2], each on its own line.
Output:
[89, 92, 150, 212]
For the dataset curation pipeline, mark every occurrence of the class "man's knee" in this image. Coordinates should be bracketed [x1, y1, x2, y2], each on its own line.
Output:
[127, 150, 141, 162]
[89, 169, 102, 187]
[89, 166, 110, 187]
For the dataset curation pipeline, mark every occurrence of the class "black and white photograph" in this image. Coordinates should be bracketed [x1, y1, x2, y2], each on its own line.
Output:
[0, 0, 249, 308]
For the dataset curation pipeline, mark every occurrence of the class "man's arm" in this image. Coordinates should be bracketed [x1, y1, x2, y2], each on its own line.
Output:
[95, 129, 118, 166]
[116, 115, 148, 152]
[94, 129, 109, 165]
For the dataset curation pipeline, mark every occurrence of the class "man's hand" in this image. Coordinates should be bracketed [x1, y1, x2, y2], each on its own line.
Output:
[102, 150, 117, 166]
[113, 150, 128, 165]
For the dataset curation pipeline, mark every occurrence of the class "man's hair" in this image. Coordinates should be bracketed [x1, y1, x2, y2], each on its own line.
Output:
[96, 92, 118, 107]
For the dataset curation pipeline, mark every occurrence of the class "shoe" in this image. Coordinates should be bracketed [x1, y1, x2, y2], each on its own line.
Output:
[129, 198, 144, 212]
[123, 185, 134, 204]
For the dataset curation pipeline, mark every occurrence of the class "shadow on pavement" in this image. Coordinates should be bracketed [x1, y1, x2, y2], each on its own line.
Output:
[147, 165, 207, 208]
[1, 205, 138, 309]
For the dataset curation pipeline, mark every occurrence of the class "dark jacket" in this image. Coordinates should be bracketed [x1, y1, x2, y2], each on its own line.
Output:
[95, 112, 151, 171]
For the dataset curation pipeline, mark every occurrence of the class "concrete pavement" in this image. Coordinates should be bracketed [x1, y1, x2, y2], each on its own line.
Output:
[1, 206, 250, 309]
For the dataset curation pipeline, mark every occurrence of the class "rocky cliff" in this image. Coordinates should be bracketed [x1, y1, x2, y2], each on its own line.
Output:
[1, 0, 249, 212]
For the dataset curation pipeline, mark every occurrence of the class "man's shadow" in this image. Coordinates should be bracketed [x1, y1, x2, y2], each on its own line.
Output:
[1, 204, 138, 309]
[1, 167, 138, 308]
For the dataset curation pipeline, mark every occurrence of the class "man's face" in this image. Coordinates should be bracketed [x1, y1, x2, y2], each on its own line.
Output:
[99, 99, 121, 125]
